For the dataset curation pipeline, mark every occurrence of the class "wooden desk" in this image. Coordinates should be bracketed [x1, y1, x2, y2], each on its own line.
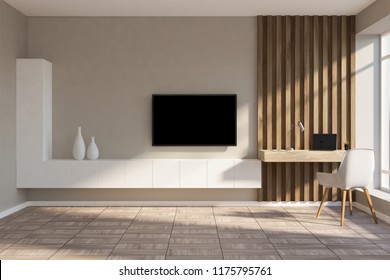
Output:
[258, 149, 345, 162]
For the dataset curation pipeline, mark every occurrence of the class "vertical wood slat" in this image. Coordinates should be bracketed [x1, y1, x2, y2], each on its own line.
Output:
[294, 16, 301, 201]
[285, 16, 292, 201]
[323, 17, 329, 134]
[313, 16, 320, 201]
[346, 17, 351, 148]
[267, 17, 273, 151]
[332, 16, 340, 201]
[257, 16, 355, 201]
[281, 18, 287, 201]
[258, 16, 264, 154]
[275, 17, 282, 201]
[257, 17, 265, 201]
[258, 17, 264, 201]
[350, 18, 356, 148]
[322, 17, 330, 201]
[266, 16, 273, 202]
[303, 16, 311, 201]
[341, 17, 348, 148]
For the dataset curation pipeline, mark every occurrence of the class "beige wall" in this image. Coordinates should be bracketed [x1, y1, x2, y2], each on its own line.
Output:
[0, 0, 27, 212]
[28, 17, 257, 160]
[27, 17, 258, 201]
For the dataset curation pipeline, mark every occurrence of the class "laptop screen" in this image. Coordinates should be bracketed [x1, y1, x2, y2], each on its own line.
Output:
[312, 134, 337, 150]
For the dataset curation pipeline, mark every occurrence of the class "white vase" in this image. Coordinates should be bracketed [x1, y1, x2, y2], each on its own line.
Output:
[72, 126, 85, 160]
[87, 136, 99, 160]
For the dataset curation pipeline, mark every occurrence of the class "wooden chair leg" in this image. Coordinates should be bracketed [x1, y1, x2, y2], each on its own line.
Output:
[341, 190, 347, 226]
[363, 189, 378, 224]
[316, 188, 330, 218]
[348, 189, 353, 215]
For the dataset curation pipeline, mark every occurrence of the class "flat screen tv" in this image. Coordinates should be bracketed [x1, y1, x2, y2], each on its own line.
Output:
[152, 94, 237, 146]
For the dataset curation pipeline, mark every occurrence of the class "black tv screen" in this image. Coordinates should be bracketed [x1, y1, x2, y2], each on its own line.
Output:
[152, 94, 237, 146]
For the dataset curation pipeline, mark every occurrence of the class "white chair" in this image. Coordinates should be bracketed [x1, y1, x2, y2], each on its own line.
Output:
[316, 149, 378, 226]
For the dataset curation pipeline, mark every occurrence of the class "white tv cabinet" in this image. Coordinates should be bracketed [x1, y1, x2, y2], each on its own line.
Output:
[16, 59, 262, 189]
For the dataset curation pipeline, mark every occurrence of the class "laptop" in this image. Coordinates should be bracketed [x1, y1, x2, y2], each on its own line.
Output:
[312, 134, 337, 150]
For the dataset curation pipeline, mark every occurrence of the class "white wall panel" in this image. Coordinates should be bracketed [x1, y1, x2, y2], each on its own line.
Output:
[153, 160, 180, 188]
[207, 160, 235, 188]
[97, 161, 125, 188]
[125, 160, 153, 188]
[234, 159, 261, 188]
[180, 160, 207, 188]
[70, 161, 98, 188]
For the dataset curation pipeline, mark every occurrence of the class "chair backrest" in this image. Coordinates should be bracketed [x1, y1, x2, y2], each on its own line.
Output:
[338, 149, 375, 188]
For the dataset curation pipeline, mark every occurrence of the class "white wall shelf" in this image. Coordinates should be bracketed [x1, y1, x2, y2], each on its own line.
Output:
[153, 160, 180, 188]
[16, 59, 262, 189]
[180, 160, 207, 188]
[207, 160, 235, 188]
[125, 160, 153, 188]
[18, 159, 261, 189]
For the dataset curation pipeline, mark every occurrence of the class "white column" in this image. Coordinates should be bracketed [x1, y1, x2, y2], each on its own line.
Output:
[16, 59, 52, 187]
[355, 36, 380, 188]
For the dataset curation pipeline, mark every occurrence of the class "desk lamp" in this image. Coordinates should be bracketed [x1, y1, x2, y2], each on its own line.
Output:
[287, 121, 304, 151]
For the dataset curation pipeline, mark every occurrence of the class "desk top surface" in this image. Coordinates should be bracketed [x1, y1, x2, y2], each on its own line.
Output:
[258, 149, 345, 162]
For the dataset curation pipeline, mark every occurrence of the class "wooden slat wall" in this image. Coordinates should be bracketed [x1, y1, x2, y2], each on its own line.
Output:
[257, 16, 355, 201]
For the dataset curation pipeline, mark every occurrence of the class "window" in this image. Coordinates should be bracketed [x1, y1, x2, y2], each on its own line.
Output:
[381, 32, 390, 190]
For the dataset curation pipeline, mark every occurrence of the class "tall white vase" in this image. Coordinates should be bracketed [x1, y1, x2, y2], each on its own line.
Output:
[87, 136, 99, 160]
[72, 126, 85, 160]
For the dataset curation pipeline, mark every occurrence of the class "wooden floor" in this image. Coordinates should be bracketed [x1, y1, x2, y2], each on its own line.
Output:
[1, 206, 390, 260]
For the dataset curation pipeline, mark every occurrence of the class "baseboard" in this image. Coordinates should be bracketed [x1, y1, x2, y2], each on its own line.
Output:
[0, 201, 30, 219]
[354, 202, 390, 224]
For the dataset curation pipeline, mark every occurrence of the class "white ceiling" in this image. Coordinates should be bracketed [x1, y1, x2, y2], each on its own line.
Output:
[4, 0, 376, 17]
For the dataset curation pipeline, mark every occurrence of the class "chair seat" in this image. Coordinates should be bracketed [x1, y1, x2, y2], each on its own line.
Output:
[317, 172, 370, 190]
[317, 172, 342, 188]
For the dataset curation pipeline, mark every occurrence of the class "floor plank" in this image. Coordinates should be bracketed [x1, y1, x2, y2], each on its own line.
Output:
[0, 206, 389, 260]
